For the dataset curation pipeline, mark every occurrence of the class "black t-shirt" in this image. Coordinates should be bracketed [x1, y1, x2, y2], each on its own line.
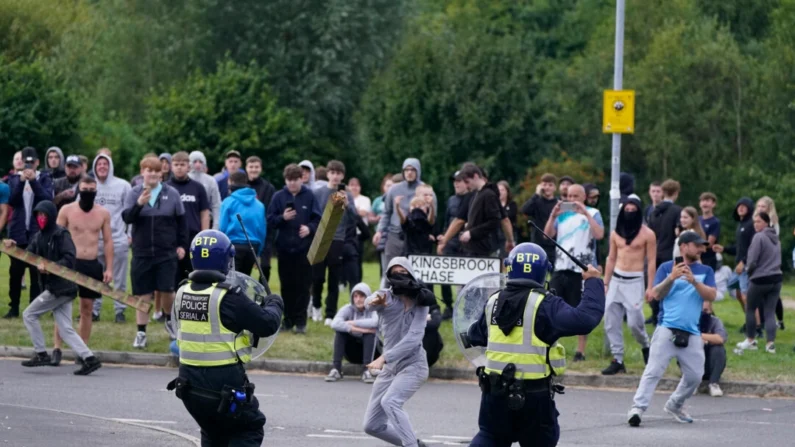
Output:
[168, 177, 210, 237]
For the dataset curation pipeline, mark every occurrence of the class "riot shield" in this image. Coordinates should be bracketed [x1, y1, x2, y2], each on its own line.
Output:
[452, 272, 503, 367]
[226, 271, 279, 360]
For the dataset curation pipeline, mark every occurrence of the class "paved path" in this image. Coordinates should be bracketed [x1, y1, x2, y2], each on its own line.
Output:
[0, 359, 792, 446]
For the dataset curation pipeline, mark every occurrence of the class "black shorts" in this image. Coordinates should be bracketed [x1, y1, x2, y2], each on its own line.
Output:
[75, 259, 104, 299]
[131, 255, 178, 295]
[550, 270, 583, 307]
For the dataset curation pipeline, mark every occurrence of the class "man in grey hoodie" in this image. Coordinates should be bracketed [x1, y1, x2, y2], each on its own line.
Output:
[44, 147, 66, 181]
[90, 154, 133, 322]
[373, 158, 437, 268]
[326, 282, 380, 383]
[188, 151, 221, 229]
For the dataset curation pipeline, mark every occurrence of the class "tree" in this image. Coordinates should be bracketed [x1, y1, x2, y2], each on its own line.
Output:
[0, 0, 92, 62]
[0, 56, 79, 154]
[142, 59, 312, 182]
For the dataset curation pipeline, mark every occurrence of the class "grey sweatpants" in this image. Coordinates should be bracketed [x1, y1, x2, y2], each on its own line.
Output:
[93, 244, 129, 315]
[24, 291, 93, 359]
[605, 271, 650, 362]
[632, 326, 704, 412]
[363, 353, 429, 447]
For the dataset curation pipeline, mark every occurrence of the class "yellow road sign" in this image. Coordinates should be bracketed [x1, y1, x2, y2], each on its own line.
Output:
[603, 90, 635, 134]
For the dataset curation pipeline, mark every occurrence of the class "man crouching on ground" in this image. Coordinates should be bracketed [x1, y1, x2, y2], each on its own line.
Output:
[5, 200, 102, 375]
[326, 282, 381, 384]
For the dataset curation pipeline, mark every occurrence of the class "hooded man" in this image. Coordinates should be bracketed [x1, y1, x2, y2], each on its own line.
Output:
[713, 197, 756, 317]
[602, 195, 655, 375]
[362, 257, 435, 447]
[6, 200, 102, 375]
[44, 147, 66, 181]
[326, 282, 381, 383]
[219, 171, 266, 277]
[53, 155, 85, 210]
[90, 153, 133, 323]
[5, 147, 53, 319]
[299, 160, 327, 191]
[373, 158, 437, 267]
[188, 150, 221, 229]
[159, 153, 174, 183]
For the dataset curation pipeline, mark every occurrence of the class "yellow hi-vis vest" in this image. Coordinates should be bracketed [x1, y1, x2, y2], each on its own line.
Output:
[484, 290, 566, 380]
[175, 282, 252, 367]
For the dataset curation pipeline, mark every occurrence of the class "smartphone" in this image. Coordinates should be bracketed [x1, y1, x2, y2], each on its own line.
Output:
[285, 201, 295, 211]
[337, 184, 346, 192]
[23, 156, 34, 171]
[674, 256, 684, 265]
[559, 201, 576, 212]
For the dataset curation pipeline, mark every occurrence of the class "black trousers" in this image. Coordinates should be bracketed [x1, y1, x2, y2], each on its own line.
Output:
[9, 244, 41, 312]
[177, 364, 265, 447]
[341, 242, 361, 288]
[278, 251, 312, 328]
[471, 387, 560, 447]
[233, 245, 257, 278]
[312, 240, 344, 319]
[703, 344, 726, 384]
[440, 242, 461, 309]
[423, 331, 443, 368]
[332, 332, 380, 371]
[259, 244, 272, 284]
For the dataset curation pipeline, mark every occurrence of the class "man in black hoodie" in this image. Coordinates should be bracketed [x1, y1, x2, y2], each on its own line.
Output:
[53, 155, 85, 210]
[520, 173, 559, 265]
[647, 179, 682, 325]
[8, 200, 101, 375]
[713, 197, 755, 314]
[458, 165, 502, 257]
[245, 156, 276, 282]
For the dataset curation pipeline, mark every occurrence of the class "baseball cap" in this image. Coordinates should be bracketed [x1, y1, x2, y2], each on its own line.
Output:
[65, 155, 81, 167]
[559, 175, 575, 185]
[21, 147, 38, 160]
[678, 232, 708, 246]
[225, 150, 242, 159]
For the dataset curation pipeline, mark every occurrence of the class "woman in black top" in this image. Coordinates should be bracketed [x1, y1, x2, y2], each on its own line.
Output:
[497, 181, 517, 258]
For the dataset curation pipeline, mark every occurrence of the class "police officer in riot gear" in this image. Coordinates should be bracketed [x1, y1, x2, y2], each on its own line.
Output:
[463, 243, 605, 446]
[167, 229, 283, 446]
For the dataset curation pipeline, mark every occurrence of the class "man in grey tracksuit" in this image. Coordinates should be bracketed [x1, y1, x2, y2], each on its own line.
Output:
[326, 283, 380, 383]
[188, 151, 221, 229]
[362, 257, 434, 447]
[91, 154, 132, 322]
[373, 159, 437, 270]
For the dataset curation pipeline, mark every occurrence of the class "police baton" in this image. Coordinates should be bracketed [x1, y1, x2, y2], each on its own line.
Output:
[529, 221, 589, 271]
[235, 214, 272, 295]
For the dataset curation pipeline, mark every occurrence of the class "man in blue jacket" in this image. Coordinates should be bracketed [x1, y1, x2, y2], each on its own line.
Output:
[5, 147, 53, 319]
[219, 171, 265, 277]
[267, 164, 322, 334]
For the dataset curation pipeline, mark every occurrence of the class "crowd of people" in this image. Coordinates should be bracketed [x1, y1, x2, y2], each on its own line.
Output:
[0, 146, 788, 389]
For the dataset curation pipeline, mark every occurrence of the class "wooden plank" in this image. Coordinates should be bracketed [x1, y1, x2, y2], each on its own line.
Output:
[306, 192, 346, 265]
[0, 243, 152, 313]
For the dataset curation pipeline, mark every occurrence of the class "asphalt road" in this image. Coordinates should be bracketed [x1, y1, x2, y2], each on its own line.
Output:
[0, 359, 792, 446]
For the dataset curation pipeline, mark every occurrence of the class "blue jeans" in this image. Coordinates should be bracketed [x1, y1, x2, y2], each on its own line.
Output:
[727, 269, 749, 294]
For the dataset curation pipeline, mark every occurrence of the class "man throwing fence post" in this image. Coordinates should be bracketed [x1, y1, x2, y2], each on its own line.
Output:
[51, 176, 113, 366]
[601, 196, 655, 375]
[9, 200, 102, 375]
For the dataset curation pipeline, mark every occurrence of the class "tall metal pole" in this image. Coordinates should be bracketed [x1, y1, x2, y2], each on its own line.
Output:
[609, 0, 626, 234]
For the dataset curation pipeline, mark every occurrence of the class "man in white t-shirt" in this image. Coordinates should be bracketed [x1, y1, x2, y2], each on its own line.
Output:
[544, 184, 605, 361]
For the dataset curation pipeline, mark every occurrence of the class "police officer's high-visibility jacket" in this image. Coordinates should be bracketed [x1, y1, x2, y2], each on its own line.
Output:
[484, 290, 566, 380]
[175, 282, 252, 367]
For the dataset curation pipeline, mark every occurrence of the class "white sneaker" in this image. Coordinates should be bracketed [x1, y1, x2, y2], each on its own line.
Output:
[361, 370, 375, 384]
[133, 331, 147, 349]
[312, 307, 322, 322]
[152, 311, 163, 323]
[627, 407, 643, 427]
[766, 343, 776, 354]
[709, 383, 723, 397]
[325, 368, 342, 382]
[324, 318, 332, 327]
[736, 339, 758, 350]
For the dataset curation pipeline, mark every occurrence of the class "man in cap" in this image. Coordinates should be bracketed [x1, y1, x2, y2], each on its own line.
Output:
[217, 150, 244, 199]
[53, 155, 85, 210]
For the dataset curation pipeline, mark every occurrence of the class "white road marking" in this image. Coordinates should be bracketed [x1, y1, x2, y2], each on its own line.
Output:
[0, 403, 200, 446]
[306, 430, 473, 445]
[307, 434, 371, 440]
[111, 418, 177, 424]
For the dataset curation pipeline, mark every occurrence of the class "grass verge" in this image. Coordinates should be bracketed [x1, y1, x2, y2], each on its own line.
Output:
[0, 255, 793, 382]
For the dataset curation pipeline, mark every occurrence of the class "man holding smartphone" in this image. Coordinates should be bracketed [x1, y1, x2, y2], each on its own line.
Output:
[544, 184, 604, 362]
[627, 232, 716, 426]
[268, 164, 322, 334]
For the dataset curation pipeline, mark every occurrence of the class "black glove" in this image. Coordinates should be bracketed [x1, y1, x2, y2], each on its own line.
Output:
[262, 294, 284, 313]
[460, 331, 472, 349]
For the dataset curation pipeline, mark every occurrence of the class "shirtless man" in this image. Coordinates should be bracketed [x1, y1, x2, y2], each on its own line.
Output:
[52, 176, 113, 364]
[601, 195, 656, 375]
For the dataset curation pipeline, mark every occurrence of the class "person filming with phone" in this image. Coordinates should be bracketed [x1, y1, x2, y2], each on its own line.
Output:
[543, 184, 604, 362]
[626, 232, 717, 427]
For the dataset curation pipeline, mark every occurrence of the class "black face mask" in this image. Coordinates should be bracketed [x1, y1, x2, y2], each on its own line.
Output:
[79, 190, 96, 212]
[388, 272, 422, 297]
